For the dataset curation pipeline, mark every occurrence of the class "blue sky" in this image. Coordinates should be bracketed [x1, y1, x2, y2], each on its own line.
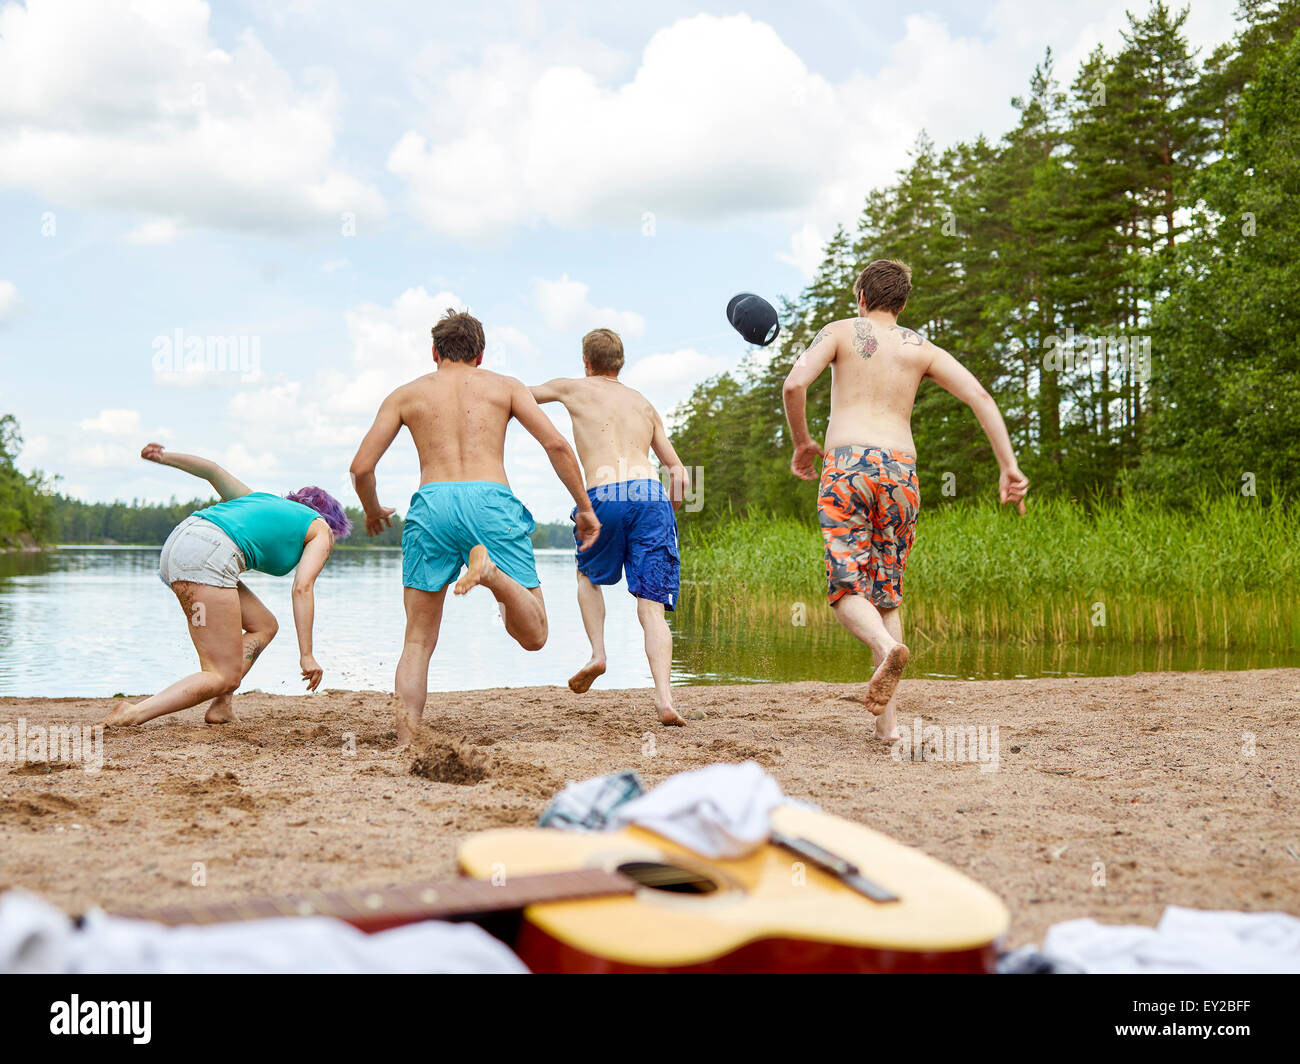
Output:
[0, 0, 1237, 522]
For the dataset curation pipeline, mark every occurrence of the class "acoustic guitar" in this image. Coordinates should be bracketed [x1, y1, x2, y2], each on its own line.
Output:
[457, 804, 1009, 973]
[121, 806, 1008, 974]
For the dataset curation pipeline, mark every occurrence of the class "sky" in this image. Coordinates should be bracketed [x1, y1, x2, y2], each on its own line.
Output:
[0, 0, 1240, 523]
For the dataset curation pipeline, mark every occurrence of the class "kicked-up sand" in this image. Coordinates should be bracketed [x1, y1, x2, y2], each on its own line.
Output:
[1, 668, 1297, 950]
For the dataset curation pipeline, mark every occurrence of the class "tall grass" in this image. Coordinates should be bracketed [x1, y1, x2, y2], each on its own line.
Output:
[679, 496, 1300, 651]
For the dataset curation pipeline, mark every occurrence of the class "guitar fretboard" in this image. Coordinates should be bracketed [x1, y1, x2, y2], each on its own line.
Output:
[114, 868, 636, 930]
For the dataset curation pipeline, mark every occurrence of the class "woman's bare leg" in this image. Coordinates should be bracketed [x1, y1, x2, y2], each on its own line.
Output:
[205, 582, 279, 724]
[395, 585, 447, 745]
[105, 582, 244, 726]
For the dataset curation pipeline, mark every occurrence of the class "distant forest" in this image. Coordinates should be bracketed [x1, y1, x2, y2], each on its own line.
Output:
[672, 1, 1300, 524]
[44, 493, 580, 550]
[0, 460, 578, 552]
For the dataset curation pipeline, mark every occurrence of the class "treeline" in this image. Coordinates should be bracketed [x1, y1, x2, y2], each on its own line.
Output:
[532, 522, 576, 549]
[47, 494, 405, 548]
[0, 415, 53, 549]
[672, 1, 1300, 525]
[47, 487, 578, 551]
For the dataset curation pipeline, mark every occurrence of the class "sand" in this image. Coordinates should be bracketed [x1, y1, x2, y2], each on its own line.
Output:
[1, 668, 1297, 949]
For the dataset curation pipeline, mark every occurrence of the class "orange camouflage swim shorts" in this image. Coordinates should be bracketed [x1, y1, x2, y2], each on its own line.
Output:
[818, 444, 920, 608]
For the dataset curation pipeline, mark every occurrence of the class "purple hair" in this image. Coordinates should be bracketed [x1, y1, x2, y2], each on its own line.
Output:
[287, 486, 353, 540]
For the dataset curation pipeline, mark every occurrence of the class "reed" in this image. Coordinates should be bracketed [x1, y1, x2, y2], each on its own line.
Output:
[679, 496, 1300, 651]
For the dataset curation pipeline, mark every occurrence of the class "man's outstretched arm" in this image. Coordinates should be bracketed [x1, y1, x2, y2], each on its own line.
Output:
[529, 379, 570, 405]
[782, 324, 838, 481]
[509, 380, 601, 550]
[349, 392, 402, 536]
[925, 345, 1029, 513]
[649, 410, 688, 509]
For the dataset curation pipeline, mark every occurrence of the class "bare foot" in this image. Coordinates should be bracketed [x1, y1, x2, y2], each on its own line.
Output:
[659, 704, 687, 727]
[872, 704, 901, 743]
[568, 658, 606, 694]
[866, 643, 910, 716]
[395, 709, 420, 747]
[204, 697, 238, 724]
[454, 544, 496, 596]
[104, 699, 141, 727]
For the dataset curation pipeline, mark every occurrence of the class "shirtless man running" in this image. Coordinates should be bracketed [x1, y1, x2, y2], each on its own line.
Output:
[350, 309, 600, 745]
[782, 260, 1029, 742]
[531, 328, 689, 726]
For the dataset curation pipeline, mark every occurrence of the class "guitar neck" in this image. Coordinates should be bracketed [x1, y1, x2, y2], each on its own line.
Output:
[114, 868, 636, 931]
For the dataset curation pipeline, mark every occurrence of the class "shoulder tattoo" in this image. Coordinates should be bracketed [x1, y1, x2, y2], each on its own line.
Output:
[892, 326, 924, 346]
[810, 324, 834, 349]
[853, 318, 878, 359]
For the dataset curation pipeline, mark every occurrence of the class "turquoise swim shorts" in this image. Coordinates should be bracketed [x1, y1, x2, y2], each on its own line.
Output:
[401, 481, 540, 592]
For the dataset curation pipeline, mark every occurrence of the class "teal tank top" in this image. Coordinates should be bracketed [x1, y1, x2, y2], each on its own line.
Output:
[194, 493, 320, 576]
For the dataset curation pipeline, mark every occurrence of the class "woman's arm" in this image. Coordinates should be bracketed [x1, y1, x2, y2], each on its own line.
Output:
[141, 443, 252, 501]
[291, 522, 333, 692]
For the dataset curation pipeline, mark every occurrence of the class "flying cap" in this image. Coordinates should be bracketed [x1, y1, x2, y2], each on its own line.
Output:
[726, 292, 781, 347]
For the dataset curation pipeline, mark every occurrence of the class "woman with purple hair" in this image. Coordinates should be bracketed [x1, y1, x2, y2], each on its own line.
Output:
[105, 443, 352, 727]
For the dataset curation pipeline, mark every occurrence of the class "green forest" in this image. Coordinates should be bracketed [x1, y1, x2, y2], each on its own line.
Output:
[0, 414, 53, 548]
[671, 1, 1300, 526]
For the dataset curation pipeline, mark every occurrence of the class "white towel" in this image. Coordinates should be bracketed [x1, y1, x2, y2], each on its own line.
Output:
[0, 889, 528, 974]
[609, 760, 795, 859]
[1042, 906, 1300, 974]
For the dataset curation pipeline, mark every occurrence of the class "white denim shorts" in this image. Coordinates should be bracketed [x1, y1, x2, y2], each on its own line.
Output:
[158, 515, 247, 588]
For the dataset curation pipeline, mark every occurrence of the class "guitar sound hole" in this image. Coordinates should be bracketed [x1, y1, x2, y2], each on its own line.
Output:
[616, 861, 719, 895]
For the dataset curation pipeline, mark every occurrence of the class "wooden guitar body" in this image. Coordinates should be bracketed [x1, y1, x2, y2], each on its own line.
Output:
[457, 805, 1010, 973]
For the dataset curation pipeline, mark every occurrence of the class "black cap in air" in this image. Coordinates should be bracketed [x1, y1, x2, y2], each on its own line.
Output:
[726, 292, 781, 347]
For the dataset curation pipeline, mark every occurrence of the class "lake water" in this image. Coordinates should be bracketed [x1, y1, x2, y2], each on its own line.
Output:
[0, 547, 1292, 697]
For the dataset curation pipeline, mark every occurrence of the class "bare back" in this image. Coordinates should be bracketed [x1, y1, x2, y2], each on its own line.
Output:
[820, 315, 932, 457]
[394, 365, 517, 485]
[539, 376, 660, 488]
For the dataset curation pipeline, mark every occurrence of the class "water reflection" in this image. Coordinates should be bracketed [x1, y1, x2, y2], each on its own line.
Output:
[0, 547, 1292, 697]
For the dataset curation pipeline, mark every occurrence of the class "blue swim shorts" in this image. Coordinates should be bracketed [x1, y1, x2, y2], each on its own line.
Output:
[571, 478, 680, 610]
[402, 481, 540, 592]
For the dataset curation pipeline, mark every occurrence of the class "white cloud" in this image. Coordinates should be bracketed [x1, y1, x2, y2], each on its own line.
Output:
[79, 409, 142, 435]
[0, 280, 17, 322]
[125, 218, 181, 245]
[386, 4, 1240, 276]
[776, 223, 830, 278]
[0, 0, 384, 235]
[224, 442, 279, 479]
[389, 15, 844, 242]
[533, 275, 645, 338]
[621, 347, 736, 418]
[69, 439, 138, 470]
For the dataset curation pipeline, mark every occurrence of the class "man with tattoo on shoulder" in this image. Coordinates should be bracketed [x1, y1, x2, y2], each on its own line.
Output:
[781, 259, 1029, 743]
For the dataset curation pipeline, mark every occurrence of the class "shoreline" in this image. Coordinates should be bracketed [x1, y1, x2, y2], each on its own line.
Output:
[1, 667, 1296, 948]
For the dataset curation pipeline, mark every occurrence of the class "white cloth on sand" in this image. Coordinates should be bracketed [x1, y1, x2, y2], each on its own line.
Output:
[1042, 906, 1300, 974]
[0, 889, 528, 974]
[608, 760, 800, 859]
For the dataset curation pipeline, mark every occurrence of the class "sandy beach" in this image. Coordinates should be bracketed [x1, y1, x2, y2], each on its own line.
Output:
[1, 668, 1296, 949]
